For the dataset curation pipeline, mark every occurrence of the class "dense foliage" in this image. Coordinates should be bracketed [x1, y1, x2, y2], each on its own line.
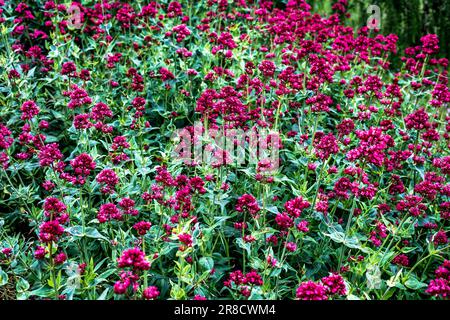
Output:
[0, 0, 449, 300]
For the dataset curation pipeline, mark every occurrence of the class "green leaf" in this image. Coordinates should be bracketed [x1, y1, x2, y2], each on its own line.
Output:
[323, 224, 369, 253]
[16, 277, 30, 292]
[366, 265, 382, 290]
[65, 226, 108, 241]
[170, 282, 186, 299]
[85, 227, 109, 241]
[29, 286, 53, 298]
[65, 225, 84, 237]
[97, 288, 110, 300]
[236, 238, 252, 256]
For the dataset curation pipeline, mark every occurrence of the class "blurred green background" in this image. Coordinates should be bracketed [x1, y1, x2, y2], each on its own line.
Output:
[278, 0, 450, 58]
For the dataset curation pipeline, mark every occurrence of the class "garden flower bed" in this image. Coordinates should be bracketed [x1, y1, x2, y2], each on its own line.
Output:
[0, 0, 449, 300]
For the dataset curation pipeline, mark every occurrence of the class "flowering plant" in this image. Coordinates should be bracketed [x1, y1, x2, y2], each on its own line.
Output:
[0, 0, 449, 300]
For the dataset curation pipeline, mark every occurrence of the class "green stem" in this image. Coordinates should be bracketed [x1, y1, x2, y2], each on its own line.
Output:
[338, 196, 357, 269]
[48, 242, 59, 299]
[143, 236, 148, 288]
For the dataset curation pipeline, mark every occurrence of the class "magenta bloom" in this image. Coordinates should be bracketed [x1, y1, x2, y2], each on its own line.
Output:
[61, 61, 77, 76]
[0, 123, 13, 149]
[321, 274, 347, 296]
[314, 132, 339, 160]
[133, 221, 152, 235]
[143, 286, 160, 300]
[258, 60, 276, 77]
[426, 278, 450, 298]
[96, 169, 119, 193]
[346, 127, 394, 167]
[66, 85, 92, 109]
[20, 100, 40, 120]
[118, 198, 138, 216]
[54, 251, 67, 265]
[392, 254, 410, 267]
[34, 246, 47, 259]
[43, 197, 68, 224]
[114, 271, 139, 295]
[405, 108, 430, 130]
[1, 247, 12, 257]
[97, 203, 122, 223]
[71, 153, 96, 182]
[38, 143, 63, 167]
[159, 67, 175, 81]
[275, 212, 294, 229]
[433, 230, 448, 246]
[39, 220, 64, 243]
[244, 270, 263, 286]
[91, 102, 113, 121]
[117, 248, 150, 271]
[285, 242, 297, 252]
[284, 196, 310, 218]
[178, 233, 193, 246]
[235, 194, 260, 216]
[420, 34, 440, 55]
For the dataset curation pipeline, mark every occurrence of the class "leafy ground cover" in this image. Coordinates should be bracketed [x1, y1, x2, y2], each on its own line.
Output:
[0, 0, 449, 300]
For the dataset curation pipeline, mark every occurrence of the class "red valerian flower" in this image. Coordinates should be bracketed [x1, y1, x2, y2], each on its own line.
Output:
[97, 203, 122, 223]
[244, 270, 263, 286]
[426, 260, 450, 298]
[34, 246, 47, 259]
[0, 123, 14, 149]
[43, 197, 68, 223]
[39, 220, 64, 243]
[61, 61, 77, 76]
[275, 212, 294, 229]
[65, 85, 92, 109]
[133, 221, 152, 236]
[296, 281, 328, 300]
[392, 254, 410, 267]
[114, 271, 140, 294]
[70, 153, 96, 183]
[285, 242, 297, 252]
[235, 194, 260, 216]
[73, 114, 92, 130]
[420, 34, 440, 55]
[178, 233, 192, 246]
[405, 108, 430, 130]
[1, 247, 12, 257]
[284, 196, 310, 218]
[314, 132, 339, 160]
[118, 198, 139, 216]
[433, 230, 448, 246]
[321, 274, 347, 296]
[346, 127, 395, 167]
[96, 169, 119, 193]
[91, 102, 113, 121]
[38, 143, 63, 167]
[159, 67, 175, 81]
[143, 286, 160, 299]
[172, 24, 191, 42]
[258, 60, 276, 77]
[54, 251, 67, 265]
[426, 278, 450, 298]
